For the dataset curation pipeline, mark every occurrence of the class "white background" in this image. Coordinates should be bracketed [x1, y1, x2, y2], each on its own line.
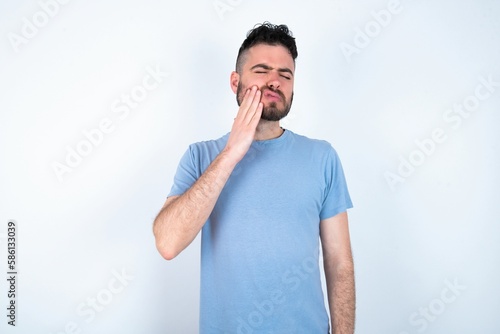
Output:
[1, 0, 499, 333]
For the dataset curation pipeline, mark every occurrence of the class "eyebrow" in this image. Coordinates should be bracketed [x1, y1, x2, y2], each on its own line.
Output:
[250, 63, 294, 76]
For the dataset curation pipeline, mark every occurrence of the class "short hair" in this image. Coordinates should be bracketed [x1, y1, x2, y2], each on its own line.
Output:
[235, 22, 298, 73]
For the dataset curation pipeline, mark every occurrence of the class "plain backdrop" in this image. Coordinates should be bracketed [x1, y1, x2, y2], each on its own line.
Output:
[1, 0, 499, 333]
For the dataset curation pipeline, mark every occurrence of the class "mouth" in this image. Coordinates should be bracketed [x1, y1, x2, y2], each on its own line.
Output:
[262, 90, 282, 102]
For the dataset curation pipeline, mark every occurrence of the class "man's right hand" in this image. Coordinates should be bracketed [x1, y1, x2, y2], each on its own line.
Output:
[153, 86, 263, 260]
[223, 85, 263, 164]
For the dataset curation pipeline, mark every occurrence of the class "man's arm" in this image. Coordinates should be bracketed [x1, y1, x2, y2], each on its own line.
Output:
[320, 211, 355, 334]
[153, 86, 263, 260]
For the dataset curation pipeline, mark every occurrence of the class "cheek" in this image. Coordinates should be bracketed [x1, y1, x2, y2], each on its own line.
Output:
[283, 84, 294, 99]
[240, 80, 257, 92]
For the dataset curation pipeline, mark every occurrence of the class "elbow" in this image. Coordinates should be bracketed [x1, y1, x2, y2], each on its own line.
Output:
[159, 250, 177, 261]
[155, 240, 177, 261]
[152, 208, 187, 261]
[155, 239, 180, 261]
[156, 245, 177, 261]
[153, 218, 178, 261]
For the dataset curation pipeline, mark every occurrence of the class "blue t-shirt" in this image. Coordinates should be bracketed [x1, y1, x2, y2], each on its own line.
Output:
[168, 129, 353, 334]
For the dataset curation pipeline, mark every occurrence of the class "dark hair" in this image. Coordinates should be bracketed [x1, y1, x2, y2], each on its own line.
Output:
[235, 22, 298, 73]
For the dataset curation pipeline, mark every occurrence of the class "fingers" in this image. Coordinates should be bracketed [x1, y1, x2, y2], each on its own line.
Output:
[234, 87, 252, 121]
[243, 88, 261, 124]
[249, 101, 263, 126]
[225, 86, 263, 163]
[235, 86, 261, 125]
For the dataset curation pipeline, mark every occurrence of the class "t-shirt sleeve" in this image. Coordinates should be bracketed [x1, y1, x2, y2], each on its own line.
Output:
[319, 146, 353, 220]
[167, 145, 199, 197]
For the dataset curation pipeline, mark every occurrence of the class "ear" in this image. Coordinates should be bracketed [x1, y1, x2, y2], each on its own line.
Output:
[230, 71, 240, 94]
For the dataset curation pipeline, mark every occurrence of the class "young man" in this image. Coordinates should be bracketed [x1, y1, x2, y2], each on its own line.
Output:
[153, 22, 355, 333]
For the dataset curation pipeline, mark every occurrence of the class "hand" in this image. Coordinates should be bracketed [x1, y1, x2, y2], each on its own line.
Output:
[223, 86, 263, 164]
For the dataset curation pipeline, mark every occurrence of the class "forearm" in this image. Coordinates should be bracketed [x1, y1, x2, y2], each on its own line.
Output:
[153, 149, 237, 260]
[325, 260, 355, 334]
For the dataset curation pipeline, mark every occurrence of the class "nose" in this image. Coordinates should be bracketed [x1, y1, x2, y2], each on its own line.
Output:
[267, 72, 281, 90]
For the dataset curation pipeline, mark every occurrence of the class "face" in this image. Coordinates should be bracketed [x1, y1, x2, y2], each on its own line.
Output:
[233, 44, 295, 121]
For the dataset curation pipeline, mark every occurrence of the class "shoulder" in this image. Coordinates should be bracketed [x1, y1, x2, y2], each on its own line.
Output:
[175, 133, 229, 174]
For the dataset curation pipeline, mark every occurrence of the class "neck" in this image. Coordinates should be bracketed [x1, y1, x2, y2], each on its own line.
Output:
[254, 120, 284, 141]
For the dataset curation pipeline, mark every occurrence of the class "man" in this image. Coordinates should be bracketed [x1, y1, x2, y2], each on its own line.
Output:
[153, 22, 355, 333]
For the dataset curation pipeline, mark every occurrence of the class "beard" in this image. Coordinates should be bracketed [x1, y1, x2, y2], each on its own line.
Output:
[236, 82, 293, 121]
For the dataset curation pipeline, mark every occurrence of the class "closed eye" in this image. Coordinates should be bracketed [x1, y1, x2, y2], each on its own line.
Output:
[254, 69, 291, 80]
